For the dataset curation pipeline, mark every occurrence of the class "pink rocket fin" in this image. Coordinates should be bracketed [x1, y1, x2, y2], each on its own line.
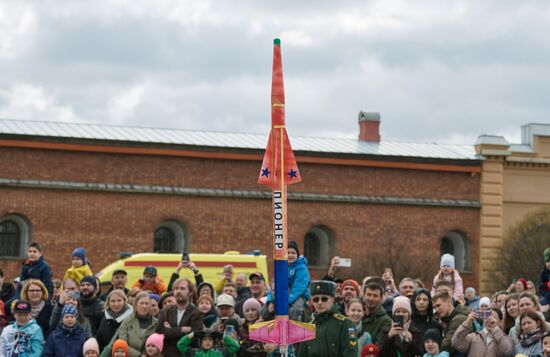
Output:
[249, 317, 315, 345]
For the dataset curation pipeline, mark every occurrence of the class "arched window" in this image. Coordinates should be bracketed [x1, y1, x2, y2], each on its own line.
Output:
[154, 220, 186, 253]
[440, 230, 471, 271]
[304, 225, 335, 267]
[0, 214, 32, 259]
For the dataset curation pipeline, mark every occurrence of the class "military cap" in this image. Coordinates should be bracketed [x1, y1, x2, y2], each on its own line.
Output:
[310, 280, 337, 297]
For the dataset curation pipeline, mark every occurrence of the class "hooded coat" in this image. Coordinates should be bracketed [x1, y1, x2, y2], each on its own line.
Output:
[451, 321, 514, 357]
[19, 256, 54, 299]
[361, 305, 393, 347]
[0, 319, 44, 357]
[439, 304, 469, 355]
[43, 323, 87, 357]
[410, 289, 441, 338]
[288, 256, 311, 304]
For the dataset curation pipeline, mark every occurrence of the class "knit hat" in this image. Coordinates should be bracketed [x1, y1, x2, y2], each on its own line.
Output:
[83, 338, 100, 354]
[361, 344, 379, 357]
[112, 339, 129, 355]
[423, 328, 442, 347]
[465, 287, 476, 295]
[13, 300, 31, 313]
[149, 293, 160, 302]
[80, 275, 97, 289]
[341, 279, 361, 296]
[62, 304, 78, 318]
[288, 241, 300, 257]
[243, 298, 262, 314]
[440, 254, 455, 269]
[479, 296, 491, 308]
[146, 333, 164, 352]
[392, 296, 412, 315]
[544, 248, 550, 262]
[71, 247, 87, 265]
[143, 265, 157, 276]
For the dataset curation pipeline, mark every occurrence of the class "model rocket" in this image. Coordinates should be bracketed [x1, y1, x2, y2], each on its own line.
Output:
[249, 39, 316, 350]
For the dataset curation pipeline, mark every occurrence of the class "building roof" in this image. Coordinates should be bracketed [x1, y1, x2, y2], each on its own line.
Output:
[0, 118, 478, 161]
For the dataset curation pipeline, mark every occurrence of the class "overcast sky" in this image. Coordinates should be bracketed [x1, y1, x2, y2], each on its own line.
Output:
[1, 1, 549, 145]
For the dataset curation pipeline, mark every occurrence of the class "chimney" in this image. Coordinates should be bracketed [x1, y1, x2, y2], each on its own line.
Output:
[358, 111, 381, 143]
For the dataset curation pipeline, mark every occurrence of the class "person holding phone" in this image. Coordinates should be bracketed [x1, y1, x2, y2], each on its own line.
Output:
[176, 328, 240, 357]
[381, 296, 423, 356]
[167, 252, 205, 293]
[451, 306, 513, 357]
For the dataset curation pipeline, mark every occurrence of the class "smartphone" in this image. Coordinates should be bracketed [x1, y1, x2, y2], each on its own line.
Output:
[335, 258, 352, 268]
[393, 315, 404, 327]
[474, 309, 491, 321]
[225, 325, 235, 335]
[181, 251, 189, 262]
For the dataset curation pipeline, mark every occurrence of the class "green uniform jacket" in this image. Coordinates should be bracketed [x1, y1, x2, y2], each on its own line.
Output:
[177, 334, 240, 357]
[361, 305, 392, 347]
[440, 304, 469, 355]
[298, 305, 357, 357]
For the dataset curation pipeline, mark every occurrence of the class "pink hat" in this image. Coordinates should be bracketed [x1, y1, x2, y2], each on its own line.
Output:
[392, 296, 412, 315]
[83, 337, 100, 353]
[243, 298, 262, 314]
[146, 333, 164, 352]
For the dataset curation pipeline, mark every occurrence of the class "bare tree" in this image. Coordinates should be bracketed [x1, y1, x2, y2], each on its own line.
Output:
[496, 205, 550, 290]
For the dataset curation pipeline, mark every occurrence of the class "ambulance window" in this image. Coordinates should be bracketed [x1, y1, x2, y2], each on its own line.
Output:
[154, 220, 186, 253]
[0, 214, 32, 259]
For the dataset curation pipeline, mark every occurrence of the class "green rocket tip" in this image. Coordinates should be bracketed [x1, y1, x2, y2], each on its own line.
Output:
[274, 38, 281, 45]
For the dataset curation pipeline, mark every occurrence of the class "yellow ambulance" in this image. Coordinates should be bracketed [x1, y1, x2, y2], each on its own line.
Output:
[97, 251, 269, 290]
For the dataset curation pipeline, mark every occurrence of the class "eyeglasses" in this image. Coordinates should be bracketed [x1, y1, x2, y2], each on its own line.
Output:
[28, 289, 42, 293]
[312, 296, 330, 303]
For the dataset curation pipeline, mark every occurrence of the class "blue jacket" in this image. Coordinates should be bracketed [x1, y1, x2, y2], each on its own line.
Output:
[0, 319, 44, 357]
[19, 256, 54, 299]
[43, 323, 87, 357]
[288, 256, 310, 304]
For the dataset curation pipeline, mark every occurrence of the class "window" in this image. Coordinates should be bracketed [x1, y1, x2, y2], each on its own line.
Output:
[154, 220, 186, 253]
[304, 225, 335, 267]
[0, 214, 32, 259]
[440, 230, 471, 271]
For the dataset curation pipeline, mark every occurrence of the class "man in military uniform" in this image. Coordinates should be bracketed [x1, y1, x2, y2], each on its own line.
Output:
[298, 280, 357, 357]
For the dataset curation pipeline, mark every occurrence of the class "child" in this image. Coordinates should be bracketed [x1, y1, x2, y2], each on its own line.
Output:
[83, 337, 100, 357]
[360, 344, 379, 357]
[431, 254, 463, 302]
[422, 328, 448, 357]
[265, 241, 310, 321]
[64, 247, 93, 285]
[0, 300, 44, 356]
[144, 333, 164, 357]
[197, 294, 217, 328]
[214, 264, 234, 295]
[542, 331, 550, 357]
[346, 299, 373, 357]
[130, 266, 166, 295]
[539, 248, 550, 302]
[177, 329, 240, 357]
[112, 339, 129, 357]
[43, 304, 87, 356]
[18, 242, 54, 299]
[239, 298, 265, 356]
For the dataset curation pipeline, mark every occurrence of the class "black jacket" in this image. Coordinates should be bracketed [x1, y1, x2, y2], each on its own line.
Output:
[80, 295, 105, 335]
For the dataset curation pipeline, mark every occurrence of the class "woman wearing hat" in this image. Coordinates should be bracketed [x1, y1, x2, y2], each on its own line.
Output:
[380, 296, 423, 357]
[410, 288, 440, 339]
[117, 292, 158, 357]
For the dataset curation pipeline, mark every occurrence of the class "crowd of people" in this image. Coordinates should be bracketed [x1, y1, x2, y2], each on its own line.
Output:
[1, 241, 550, 357]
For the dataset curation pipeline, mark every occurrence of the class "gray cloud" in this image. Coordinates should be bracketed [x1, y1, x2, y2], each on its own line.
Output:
[0, 0, 549, 145]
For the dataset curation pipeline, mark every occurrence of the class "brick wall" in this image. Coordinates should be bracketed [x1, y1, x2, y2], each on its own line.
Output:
[0, 146, 480, 289]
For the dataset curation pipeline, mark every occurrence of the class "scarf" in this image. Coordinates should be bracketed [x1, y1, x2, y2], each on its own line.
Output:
[108, 304, 129, 319]
[520, 328, 542, 347]
[137, 313, 153, 330]
[31, 300, 45, 319]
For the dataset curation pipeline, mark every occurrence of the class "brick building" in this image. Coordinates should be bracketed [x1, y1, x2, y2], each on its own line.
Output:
[0, 113, 481, 288]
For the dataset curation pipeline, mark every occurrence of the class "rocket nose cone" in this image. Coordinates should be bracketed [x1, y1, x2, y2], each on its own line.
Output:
[274, 38, 281, 45]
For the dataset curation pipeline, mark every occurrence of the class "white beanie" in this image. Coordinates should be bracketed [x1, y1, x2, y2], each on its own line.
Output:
[392, 296, 412, 315]
[83, 338, 100, 353]
[440, 254, 455, 269]
[479, 297, 491, 308]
